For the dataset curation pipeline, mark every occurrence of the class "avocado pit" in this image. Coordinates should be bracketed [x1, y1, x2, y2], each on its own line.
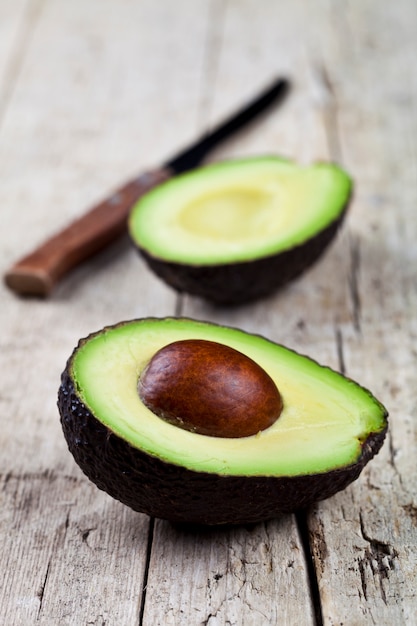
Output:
[58, 317, 388, 525]
[138, 339, 283, 438]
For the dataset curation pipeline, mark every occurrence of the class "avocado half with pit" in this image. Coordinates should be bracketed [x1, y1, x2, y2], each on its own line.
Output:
[129, 157, 352, 305]
[58, 318, 387, 526]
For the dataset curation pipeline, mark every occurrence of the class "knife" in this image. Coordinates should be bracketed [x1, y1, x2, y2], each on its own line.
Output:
[4, 77, 290, 297]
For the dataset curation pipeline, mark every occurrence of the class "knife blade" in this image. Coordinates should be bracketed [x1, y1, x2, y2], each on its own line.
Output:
[4, 77, 290, 297]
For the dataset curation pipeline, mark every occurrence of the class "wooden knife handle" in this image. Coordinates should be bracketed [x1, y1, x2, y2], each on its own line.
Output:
[4, 168, 171, 296]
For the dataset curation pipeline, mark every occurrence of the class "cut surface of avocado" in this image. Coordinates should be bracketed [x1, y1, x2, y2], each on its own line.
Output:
[70, 318, 386, 477]
[129, 157, 352, 265]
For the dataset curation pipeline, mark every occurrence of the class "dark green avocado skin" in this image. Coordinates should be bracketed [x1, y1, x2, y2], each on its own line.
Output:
[135, 204, 349, 306]
[58, 358, 386, 526]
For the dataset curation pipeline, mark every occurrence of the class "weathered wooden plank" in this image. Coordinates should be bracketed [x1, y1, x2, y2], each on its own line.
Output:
[0, 0, 209, 624]
[304, 0, 417, 623]
[143, 517, 314, 626]
[1, 471, 150, 625]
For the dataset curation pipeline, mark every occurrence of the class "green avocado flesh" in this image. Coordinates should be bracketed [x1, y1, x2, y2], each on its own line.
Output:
[68, 318, 386, 478]
[129, 157, 351, 265]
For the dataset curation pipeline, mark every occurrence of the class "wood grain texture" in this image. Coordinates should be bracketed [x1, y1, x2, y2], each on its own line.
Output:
[1, 0, 416, 624]
[142, 517, 315, 626]
[305, 1, 417, 623]
[4, 168, 171, 296]
[1, 471, 150, 625]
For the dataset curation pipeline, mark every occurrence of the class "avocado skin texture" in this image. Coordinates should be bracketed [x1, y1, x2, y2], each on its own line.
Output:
[58, 341, 386, 526]
[136, 207, 347, 305]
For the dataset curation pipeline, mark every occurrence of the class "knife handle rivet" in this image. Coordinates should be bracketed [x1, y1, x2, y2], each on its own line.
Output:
[109, 192, 122, 206]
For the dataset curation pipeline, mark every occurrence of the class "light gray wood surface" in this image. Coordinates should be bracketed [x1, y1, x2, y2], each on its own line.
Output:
[1, 1, 416, 624]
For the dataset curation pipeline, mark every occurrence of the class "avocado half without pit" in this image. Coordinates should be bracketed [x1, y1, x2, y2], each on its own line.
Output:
[128, 157, 352, 305]
[58, 318, 387, 526]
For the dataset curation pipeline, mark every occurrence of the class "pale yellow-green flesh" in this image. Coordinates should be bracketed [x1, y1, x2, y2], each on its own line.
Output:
[72, 319, 386, 477]
[129, 157, 352, 264]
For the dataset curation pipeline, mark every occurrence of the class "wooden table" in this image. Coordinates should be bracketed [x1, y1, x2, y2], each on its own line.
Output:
[1, 1, 416, 624]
